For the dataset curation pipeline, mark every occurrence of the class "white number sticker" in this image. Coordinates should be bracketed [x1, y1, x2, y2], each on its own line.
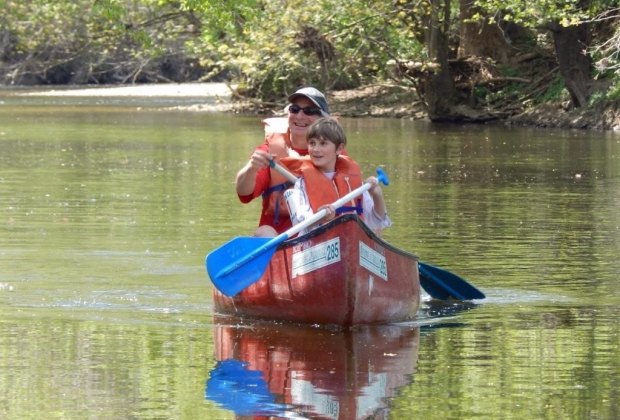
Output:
[359, 241, 388, 280]
[292, 237, 341, 277]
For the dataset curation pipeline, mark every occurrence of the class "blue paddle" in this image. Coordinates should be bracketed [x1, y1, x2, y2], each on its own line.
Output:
[418, 262, 485, 300]
[268, 161, 485, 301]
[206, 168, 390, 297]
[205, 359, 286, 416]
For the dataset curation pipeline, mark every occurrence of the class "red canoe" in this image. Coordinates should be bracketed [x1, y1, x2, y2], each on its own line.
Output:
[212, 214, 421, 326]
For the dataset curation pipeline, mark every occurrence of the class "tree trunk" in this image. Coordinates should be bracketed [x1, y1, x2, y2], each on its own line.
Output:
[458, 0, 512, 63]
[420, 0, 459, 120]
[549, 21, 593, 108]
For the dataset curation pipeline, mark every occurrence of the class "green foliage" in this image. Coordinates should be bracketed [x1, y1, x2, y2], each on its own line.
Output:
[606, 79, 620, 100]
[177, 0, 426, 99]
[2, 0, 616, 112]
[537, 74, 568, 104]
[1, 0, 210, 84]
[593, 72, 620, 102]
[484, 82, 521, 105]
[471, 0, 591, 27]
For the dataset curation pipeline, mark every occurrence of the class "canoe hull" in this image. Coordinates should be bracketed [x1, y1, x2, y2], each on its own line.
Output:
[213, 214, 420, 326]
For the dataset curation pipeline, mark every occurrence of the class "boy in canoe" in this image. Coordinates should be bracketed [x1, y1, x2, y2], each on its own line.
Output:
[283, 117, 392, 236]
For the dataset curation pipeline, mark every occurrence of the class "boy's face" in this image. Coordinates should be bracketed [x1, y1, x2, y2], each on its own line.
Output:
[308, 136, 344, 172]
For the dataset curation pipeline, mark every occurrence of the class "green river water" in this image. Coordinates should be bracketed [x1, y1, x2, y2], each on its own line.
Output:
[0, 87, 618, 419]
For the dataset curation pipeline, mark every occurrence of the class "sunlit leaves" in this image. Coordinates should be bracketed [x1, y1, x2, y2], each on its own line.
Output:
[9, 0, 615, 103]
[473, 0, 605, 27]
[473, 0, 619, 95]
[171, 0, 427, 97]
[3, 0, 430, 92]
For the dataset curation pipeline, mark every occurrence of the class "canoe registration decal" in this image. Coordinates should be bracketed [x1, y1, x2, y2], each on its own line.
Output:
[292, 237, 341, 277]
[359, 242, 388, 280]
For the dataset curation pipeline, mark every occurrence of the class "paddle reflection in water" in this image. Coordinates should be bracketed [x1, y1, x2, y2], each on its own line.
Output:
[205, 320, 420, 419]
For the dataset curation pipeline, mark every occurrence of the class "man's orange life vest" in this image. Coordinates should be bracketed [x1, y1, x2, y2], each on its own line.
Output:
[261, 118, 297, 225]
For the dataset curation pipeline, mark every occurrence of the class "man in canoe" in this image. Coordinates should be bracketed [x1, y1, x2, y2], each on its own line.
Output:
[283, 117, 392, 237]
[235, 87, 332, 237]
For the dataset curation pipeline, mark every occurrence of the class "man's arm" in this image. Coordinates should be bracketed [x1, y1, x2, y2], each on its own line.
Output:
[235, 148, 272, 196]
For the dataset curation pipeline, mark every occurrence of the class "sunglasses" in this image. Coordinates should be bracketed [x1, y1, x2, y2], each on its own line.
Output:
[289, 104, 323, 116]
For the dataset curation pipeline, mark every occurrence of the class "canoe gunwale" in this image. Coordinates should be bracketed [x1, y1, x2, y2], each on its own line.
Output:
[282, 213, 419, 260]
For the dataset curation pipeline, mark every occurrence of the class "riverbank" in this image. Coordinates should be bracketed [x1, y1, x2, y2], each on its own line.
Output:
[198, 83, 620, 131]
[325, 85, 620, 131]
[8, 83, 620, 131]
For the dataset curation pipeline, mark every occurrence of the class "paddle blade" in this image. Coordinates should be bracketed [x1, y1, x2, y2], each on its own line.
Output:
[418, 262, 485, 300]
[205, 359, 286, 416]
[376, 167, 390, 185]
[206, 236, 278, 297]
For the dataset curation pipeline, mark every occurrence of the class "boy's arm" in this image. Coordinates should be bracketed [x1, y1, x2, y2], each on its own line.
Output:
[367, 177, 387, 218]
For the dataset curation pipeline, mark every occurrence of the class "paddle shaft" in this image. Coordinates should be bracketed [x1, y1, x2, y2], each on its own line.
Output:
[269, 160, 298, 183]
[216, 182, 373, 278]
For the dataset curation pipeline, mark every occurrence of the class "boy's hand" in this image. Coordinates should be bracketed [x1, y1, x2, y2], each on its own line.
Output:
[366, 176, 381, 194]
[318, 204, 336, 223]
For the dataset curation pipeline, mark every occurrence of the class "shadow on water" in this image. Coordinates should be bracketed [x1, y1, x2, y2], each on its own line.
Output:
[416, 299, 480, 332]
[205, 319, 421, 418]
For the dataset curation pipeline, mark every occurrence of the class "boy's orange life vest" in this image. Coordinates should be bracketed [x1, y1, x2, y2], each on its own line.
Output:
[282, 155, 364, 216]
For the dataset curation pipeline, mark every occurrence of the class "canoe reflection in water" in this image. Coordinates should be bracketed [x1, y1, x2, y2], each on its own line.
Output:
[205, 320, 420, 419]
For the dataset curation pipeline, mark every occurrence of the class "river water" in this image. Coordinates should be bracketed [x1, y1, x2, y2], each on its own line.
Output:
[0, 87, 618, 419]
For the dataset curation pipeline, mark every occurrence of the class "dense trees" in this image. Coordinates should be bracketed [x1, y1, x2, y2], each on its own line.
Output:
[472, 0, 618, 108]
[1, 0, 618, 122]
